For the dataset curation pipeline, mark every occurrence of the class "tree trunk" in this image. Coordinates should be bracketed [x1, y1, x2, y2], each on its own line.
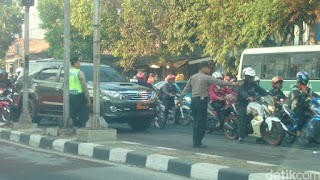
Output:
[310, 22, 317, 45]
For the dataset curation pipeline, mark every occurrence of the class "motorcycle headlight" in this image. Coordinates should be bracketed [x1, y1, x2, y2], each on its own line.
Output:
[268, 105, 275, 113]
[102, 90, 124, 99]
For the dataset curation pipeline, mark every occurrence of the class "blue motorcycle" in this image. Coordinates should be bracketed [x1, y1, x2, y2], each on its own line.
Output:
[282, 98, 320, 144]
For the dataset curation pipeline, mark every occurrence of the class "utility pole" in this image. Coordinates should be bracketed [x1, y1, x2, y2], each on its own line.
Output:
[17, 0, 35, 128]
[92, 0, 107, 129]
[63, 0, 72, 127]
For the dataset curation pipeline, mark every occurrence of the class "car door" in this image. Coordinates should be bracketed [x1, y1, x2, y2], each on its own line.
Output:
[32, 67, 62, 113]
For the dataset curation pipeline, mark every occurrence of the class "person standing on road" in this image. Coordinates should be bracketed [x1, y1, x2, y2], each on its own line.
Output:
[237, 67, 268, 144]
[162, 74, 180, 125]
[69, 57, 91, 127]
[176, 62, 243, 148]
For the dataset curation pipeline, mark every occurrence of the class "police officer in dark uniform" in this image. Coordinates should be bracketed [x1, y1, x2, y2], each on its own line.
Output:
[177, 62, 243, 148]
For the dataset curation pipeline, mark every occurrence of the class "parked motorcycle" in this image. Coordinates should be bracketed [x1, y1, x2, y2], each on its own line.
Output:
[0, 87, 12, 122]
[282, 98, 320, 144]
[154, 95, 193, 129]
[206, 94, 237, 133]
[224, 95, 286, 146]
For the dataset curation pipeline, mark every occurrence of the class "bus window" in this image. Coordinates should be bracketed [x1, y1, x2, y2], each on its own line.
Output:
[263, 54, 288, 79]
[242, 55, 263, 77]
[289, 53, 319, 79]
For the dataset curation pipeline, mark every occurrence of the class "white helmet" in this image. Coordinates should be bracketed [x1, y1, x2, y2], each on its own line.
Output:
[242, 67, 256, 79]
[212, 72, 223, 79]
[254, 76, 260, 82]
[16, 67, 23, 74]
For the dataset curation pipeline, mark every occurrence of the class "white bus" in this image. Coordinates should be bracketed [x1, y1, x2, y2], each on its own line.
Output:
[238, 45, 320, 94]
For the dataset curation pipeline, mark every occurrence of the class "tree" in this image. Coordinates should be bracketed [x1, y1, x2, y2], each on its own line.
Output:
[0, 0, 23, 59]
[38, 0, 93, 60]
[283, 0, 320, 45]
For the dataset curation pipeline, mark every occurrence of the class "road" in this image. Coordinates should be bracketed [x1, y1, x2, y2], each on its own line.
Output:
[109, 123, 320, 172]
[0, 141, 187, 180]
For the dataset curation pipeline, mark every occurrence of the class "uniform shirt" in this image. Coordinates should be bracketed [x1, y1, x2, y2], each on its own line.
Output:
[78, 70, 90, 98]
[162, 83, 180, 100]
[237, 81, 268, 105]
[209, 84, 237, 102]
[179, 71, 234, 101]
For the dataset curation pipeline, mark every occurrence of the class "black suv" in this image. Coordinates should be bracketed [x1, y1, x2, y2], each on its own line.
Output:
[13, 61, 159, 130]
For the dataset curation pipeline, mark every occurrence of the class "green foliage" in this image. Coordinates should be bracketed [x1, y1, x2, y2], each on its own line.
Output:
[38, 0, 93, 60]
[0, 0, 23, 59]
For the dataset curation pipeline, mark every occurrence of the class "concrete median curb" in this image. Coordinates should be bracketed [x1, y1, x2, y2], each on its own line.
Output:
[0, 128, 315, 180]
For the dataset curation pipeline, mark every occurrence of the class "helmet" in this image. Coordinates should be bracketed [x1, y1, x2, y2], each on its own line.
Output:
[166, 74, 176, 82]
[136, 72, 146, 79]
[296, 71, 309, 85]
[254, 76, 260, 82]
[16, 67, 23, 74]
[224, 75, 230, 81]
[212, 72, 223, 79]
[175, 74, 184, 81]
[242, 67, 256, 79]
[271, 76, 284, 86]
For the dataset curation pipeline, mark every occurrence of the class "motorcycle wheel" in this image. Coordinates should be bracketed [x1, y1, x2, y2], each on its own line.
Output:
[224, 115, 238, 140]
[1, 105, 11, 122]
[283, 118, 296, 144]
[265, 122, 285, 146]
[154, 112, 166, 129]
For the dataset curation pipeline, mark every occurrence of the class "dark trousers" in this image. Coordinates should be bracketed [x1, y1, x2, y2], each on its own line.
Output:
[70, 93, 89, 127]
[294, 106, 312, 131]
[237, 103, 248, 138]
[211, 100, 225, 128]
[163, 99, 175, 122]
[191, 97, 208, 146]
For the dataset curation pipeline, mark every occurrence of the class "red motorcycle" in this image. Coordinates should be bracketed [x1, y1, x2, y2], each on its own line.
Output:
[0, 87, 12, 122]
[206, 94, 237, 133]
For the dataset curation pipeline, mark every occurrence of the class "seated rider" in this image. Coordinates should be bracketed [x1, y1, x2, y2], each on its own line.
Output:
[237, 67, 268, 143]
[136, 72, 153, 89]
[0, 70, 12, 88]
[269, 76, 287, 112]
[161, 74, 180, 124]
[209, 71, 237, 129]
[288, 71, 319, 136]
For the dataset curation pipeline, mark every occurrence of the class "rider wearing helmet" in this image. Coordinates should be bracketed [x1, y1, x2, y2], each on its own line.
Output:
[209, 72, 237, 129]
[175, 74, 184, 81]
[269, 76, 287, 111]
[162, 74, 180, 124]
[237, 67, 268, 143]
[0, 70, 12, 88]
[224, 75, 230, 82]
[137, 72, 153, 89]
[289, 71, 319, 136]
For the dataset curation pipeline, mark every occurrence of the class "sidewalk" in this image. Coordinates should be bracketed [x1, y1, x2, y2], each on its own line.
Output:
[0, 125, 319, 180]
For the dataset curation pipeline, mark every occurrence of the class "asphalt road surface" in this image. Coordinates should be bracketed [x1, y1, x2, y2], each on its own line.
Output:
[0, 141, 188, 180]
[110, 123, 320, 172]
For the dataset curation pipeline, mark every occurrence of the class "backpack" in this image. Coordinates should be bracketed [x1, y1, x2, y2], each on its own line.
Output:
[158, 86, 164, 100]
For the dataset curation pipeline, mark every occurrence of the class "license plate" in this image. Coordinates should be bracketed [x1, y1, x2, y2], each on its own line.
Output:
[137, 103, 149, 110]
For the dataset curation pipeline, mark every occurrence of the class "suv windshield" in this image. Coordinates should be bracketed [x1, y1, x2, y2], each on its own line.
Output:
[81, 65, 127, 82]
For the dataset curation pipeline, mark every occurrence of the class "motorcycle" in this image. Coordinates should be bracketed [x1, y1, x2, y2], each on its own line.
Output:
[224, 95, 286, 146]
[0, 87, 12, 122]
[154, 95, 193, 129]
[206, 94, 237, 133]
[282, 98, 320, 144]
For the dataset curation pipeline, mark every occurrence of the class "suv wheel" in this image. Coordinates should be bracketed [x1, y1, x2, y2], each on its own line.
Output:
[129, 119, 151, 131]
[28, 99, 40, 123]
